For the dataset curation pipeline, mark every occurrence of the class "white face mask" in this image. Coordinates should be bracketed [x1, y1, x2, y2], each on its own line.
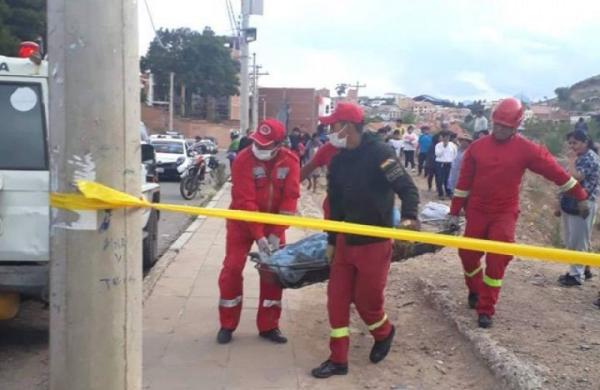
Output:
[329, 125, 348, 149]
[252, 143, 278, 161]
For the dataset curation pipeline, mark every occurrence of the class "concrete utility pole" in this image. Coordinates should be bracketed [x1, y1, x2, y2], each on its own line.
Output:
[169, 71, 175, 130]
[348, 81, 367, 99]
[251, 53, 269, 129]
[240, 3, 250, 133]
[48, 1, 142, 389]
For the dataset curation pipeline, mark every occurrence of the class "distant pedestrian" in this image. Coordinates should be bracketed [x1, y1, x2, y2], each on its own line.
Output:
[402, 125, 418, 171]
[447, 134, 473, 193]
[289, 127, 305, 163]
[417, 126, 432, 176]
[425, 132, 441, 192]
[388, 130, 404, 159]
[473, 110, 489, 139]
[434, 131, 457, 199]
[557, 130, 600, 286]
[574, 117, 589, 133]
[305, 133, 323, 192]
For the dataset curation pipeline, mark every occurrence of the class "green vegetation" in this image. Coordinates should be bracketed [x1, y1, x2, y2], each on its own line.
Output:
[522, 119, 571, 156]
[141, 27, 240, 119]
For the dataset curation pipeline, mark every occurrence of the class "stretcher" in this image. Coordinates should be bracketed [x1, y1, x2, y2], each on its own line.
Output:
[249, 222, 459, 289]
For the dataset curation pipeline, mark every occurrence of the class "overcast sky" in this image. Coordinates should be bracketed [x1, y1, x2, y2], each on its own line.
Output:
[138, 0, 600, 102]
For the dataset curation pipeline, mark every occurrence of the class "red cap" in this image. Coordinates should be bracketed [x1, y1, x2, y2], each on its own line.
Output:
[250, 118, 286, 146]
[319, 102, 364, 125]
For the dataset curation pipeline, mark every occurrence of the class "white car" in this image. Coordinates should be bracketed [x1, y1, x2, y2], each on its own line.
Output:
[151, 137, 190, 180]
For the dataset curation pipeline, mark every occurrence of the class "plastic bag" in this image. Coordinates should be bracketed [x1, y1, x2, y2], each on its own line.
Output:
[420, 202, 450, 222]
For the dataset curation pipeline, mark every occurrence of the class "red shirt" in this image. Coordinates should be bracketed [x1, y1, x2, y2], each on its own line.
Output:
[451, 135, 586, 215]
[230, 147, 300, 239]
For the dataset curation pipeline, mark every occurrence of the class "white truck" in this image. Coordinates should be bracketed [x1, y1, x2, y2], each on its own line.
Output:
[0, 47, 160, 318]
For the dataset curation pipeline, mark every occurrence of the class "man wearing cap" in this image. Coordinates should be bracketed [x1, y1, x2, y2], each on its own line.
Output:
[217, 118, 300, 344]
[447, 98, 589, 329]
[311, 103, 420, 378]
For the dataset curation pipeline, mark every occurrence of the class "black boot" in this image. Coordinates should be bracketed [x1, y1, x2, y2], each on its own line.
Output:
[558, 273, 582, 287]
[369, 325, 395, 363]
[468, 292, 479, 309]
[217, 328, 233, 344]
[311, 360, 348, 379]
[584, 267, 593, 280]
[478, 314, 493, 329]
[259, 328, 288, 344]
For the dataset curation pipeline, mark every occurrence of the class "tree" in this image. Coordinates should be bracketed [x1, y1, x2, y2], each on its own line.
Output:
[554, 87, 570, 102]
[0, 0, 46, 55]
[141, 27, 240, 119]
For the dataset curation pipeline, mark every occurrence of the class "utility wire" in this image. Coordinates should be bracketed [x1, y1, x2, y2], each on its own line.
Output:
[143, 0, 166, 49]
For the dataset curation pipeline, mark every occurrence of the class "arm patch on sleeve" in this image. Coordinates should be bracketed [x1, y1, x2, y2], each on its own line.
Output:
[380, 158, 405, 182]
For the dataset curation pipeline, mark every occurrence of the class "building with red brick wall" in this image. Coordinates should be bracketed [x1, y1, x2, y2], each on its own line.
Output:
[259, 87, 329, 133]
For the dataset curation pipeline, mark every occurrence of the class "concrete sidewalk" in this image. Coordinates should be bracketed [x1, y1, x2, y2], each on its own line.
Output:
[143, 185, 359, 390]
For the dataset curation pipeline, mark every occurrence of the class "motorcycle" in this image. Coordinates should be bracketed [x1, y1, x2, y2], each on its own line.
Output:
[177, 153, 206, 200]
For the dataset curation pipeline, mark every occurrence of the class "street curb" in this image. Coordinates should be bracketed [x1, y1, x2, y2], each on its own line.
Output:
[143, 183, 230, 302]
[417, 278, 547, 390]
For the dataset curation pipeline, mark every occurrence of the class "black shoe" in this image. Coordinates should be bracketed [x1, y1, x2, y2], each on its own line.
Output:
[594, 297, 600, 309]
[311, 360, 348, 379]
[217, 328, 233, 344]
[468, 292, 479, 309]
[585, 268, 593, 280]
[478, 314, 493, 329]
[558, 273, 582, 287]
[259, 328, 288, 344]
[369, 325, 395, 363]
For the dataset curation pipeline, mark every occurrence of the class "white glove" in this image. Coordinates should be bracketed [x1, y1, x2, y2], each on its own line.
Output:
[267, 234, 281, 252]
[256, 237, 271, 255]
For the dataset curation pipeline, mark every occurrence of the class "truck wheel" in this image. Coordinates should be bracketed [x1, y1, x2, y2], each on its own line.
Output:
[143, 210, 159, 269]
[0, 292, 20, 320]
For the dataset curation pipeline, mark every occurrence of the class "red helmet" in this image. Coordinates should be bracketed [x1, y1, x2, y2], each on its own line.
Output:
[491, 98, 524, 129]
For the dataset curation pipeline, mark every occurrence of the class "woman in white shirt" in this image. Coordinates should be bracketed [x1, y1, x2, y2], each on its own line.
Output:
[434, 131, 458, 199]
[402, 125, 418, 171]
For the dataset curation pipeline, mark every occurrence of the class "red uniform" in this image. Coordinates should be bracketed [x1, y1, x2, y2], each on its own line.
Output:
[218, 147, 300, 332]
[311, 142, 339, 218]
[450, 134, 587, 316]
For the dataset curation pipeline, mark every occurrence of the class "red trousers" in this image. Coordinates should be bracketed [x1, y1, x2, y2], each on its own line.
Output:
[459, 208, 518, 317]
[328, 235, 393, 364]
[218, 221, 285, 332]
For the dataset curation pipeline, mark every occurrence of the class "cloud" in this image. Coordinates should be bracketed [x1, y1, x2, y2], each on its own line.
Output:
[454, 71, 505, 100]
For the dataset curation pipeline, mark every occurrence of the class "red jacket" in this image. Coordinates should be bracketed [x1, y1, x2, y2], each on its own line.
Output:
[450, 134, 587, 215]
[230, 147, 300, 239]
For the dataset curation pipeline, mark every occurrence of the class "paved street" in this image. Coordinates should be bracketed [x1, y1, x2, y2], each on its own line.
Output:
[157, 151, 229, 258]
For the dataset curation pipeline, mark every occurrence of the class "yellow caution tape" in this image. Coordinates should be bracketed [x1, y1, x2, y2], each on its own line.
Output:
[50, 180, 600, 267]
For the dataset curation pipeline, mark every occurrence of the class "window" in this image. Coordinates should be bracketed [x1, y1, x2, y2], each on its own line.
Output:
[0, 82, 47, 170]
[151, 141, 185, 154]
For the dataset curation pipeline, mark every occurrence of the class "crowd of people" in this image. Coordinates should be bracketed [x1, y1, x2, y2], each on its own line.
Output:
[218, 100, 599, 379]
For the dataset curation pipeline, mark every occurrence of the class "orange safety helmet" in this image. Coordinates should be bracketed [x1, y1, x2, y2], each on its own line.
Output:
[491, 98, 524, 129]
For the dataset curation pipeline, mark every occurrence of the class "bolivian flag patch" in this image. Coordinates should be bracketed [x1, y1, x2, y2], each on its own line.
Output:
[380, 158, 405, 182]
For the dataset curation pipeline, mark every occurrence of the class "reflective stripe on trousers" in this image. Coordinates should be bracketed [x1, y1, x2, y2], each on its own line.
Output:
[368, 314, 388, 331]
[465, 265, 483, 278]
[483, 275, 502, 288]
[330, 327, 350, 338]
[262, 299, 282, 308]
[219, 295, 242, 308]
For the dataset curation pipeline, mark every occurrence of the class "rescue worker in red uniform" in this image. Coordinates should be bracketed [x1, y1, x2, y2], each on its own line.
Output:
[217, 119, 300, 344]
[447, 98, 589, 329]
[311, 103, 420, 378]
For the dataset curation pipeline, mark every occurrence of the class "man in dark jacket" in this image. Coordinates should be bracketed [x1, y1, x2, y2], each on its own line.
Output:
[311, 102, 420, 379]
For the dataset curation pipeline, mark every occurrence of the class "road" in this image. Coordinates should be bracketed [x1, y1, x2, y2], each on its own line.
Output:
[0, 151, 229, 389]
[157, 151, 229, 257]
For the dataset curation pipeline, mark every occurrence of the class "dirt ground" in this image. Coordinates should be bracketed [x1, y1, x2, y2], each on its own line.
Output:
[297, 169, 600, 389]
